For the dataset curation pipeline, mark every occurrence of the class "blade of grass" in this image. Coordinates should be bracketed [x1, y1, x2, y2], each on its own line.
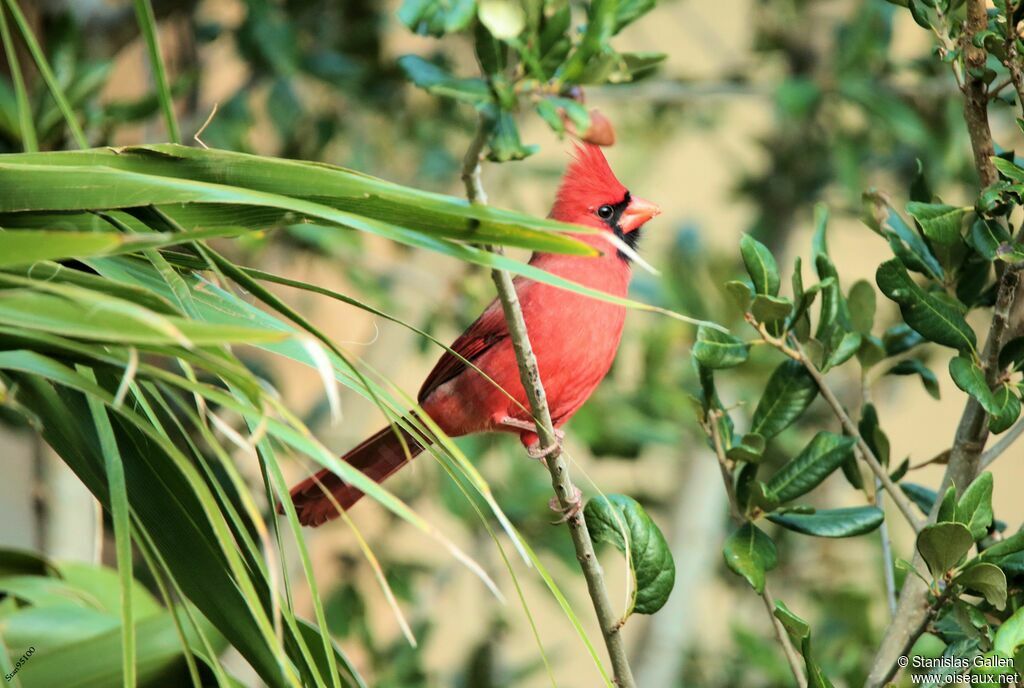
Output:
[1, 0, 87, 148]
[132, 0, 180, 143]
[79, 365, 137, 688]
[0, 2, 36, 151]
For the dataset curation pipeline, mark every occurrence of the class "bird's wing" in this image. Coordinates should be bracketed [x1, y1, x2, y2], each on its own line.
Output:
[417, 297, 510, 404]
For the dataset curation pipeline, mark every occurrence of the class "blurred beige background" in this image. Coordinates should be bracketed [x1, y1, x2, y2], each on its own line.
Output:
[3, 1, 1023, 686]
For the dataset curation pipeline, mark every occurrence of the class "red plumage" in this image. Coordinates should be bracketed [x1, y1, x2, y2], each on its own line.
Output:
[287, 144, 660, 526]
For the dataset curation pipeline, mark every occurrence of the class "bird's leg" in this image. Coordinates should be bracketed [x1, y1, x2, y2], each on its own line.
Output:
[499, 417, 565, 462]
[549, 485, 583, 524]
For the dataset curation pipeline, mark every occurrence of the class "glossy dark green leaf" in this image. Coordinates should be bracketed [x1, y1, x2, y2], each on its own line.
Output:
[993, 607, 1024, 663]
[906, 202, 969, 272]
[740, 234, 780, 296]
[949, 356, 998, 413]
[750, 360, 818, 439]
[956, 472, 994, 541]
[765, 432, 856, 502]
[722, 523, 777, 594]
[970, 217, 1009, 261]
[886, 359, 940, 399]
[726, 433, 766, 463]
[821, 331, 862, 372]
[724, 280, 753, 312]
[917, 522, 974, 578]
[954, 563, 1007, 609]
[692, 325, 749, 369]
[937, 484, 957, 523]
[876, 259, 976, 353]
[750, 294, 793, 324]
[981, 529, 1024, 561]
[858, 403, 891, 467]
[988, 385, 1021, 434]
[773, 601, 836, 688]
[768, 506, 884, 538]
[882, 323, 925, 356]
[397, 55, 491, 103]
[901, 483, 938, 515]
[583, 494, 675, 616]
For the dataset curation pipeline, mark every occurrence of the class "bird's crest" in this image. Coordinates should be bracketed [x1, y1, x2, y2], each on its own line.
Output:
[551, 144, 628, 219]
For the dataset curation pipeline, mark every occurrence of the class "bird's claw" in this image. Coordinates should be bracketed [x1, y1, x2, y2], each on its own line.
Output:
[527, 438, 563, 462]
[549, 485, 583, 524]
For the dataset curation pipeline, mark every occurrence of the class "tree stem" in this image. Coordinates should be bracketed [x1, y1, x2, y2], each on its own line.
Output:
[461, 118, 636, 688]
[706, 413, 808, 688]
[866, 4, 1022, 684]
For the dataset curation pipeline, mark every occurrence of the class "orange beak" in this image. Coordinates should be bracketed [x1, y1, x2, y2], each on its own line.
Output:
[619, 196, 661, 233]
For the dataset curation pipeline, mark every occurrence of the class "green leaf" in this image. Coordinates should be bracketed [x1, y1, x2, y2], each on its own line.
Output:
[692, 325, 749, 369]
[981, 530, 1024, 561]
[398, 0, 476, 36]
[0, 227, 247, 268]
[724, 280, 753, 312]
[740, 234, 780, 296]
[956, 472, 994, 541]
[883, 323, 925, 356]
[848, 279, 876, 334]
[722, 523, 777, 594]
[876, 259, 976, 353]
[949, 356, 998, 413]
[954, 563, 1007, 609]
[988, 385, 1021, 434]
[477, 0, 525, 40]
[0, 288, 287, 347]
[583, 494, 675, 616]
[993, 606, 1024, 657]
[485, 108, 538, 162]
[726, 433, 766, 463]
[906, 202, 969, 272]
[821, 331, 862, 372]
[750, 360, 818, 439]
[969, 217, 1009, 261]
[917, 522, 974, 578]
[885, 359, 941, 399]
[765, 432, 856, 502]
[397, 55, 492, 103]
[750, 294, 793, 325]
[902, 483, 939, 515]
[773, 601, 835, 688]
[858, 403, 891, 467]
[937, 484, 957, 523]
[768, 506, 884, 538]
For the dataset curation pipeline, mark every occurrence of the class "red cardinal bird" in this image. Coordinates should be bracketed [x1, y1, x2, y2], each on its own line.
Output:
[287, 144, 660, 526]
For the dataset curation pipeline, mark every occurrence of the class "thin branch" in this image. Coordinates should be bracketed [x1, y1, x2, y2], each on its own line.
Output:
[963, 0, 999, 188]
[748, 321, 923, 532]
[981, 415, 1024, 470]
[706, 414, 808, 688]
[461, 117, 636, 688]
[789, 338, 923, 532]
[875, 479, 898, 619]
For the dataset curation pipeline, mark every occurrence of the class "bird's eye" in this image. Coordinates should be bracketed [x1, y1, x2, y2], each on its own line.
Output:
[597, 205, 614, 220]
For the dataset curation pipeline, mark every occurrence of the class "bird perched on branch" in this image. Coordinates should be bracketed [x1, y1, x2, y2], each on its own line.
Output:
[285, 144, 660, 526]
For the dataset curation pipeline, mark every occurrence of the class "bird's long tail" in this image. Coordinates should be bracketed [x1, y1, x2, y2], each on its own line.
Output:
[284, 424, 425, 527]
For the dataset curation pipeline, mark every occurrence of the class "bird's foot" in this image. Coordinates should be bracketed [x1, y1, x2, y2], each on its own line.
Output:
[526, 437, 565, 462]
[549, 485, 583, 524]
[499, 416, 565, 439]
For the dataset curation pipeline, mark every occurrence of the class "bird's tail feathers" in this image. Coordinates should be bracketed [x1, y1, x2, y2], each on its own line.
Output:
[283, 423, 425, 527]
